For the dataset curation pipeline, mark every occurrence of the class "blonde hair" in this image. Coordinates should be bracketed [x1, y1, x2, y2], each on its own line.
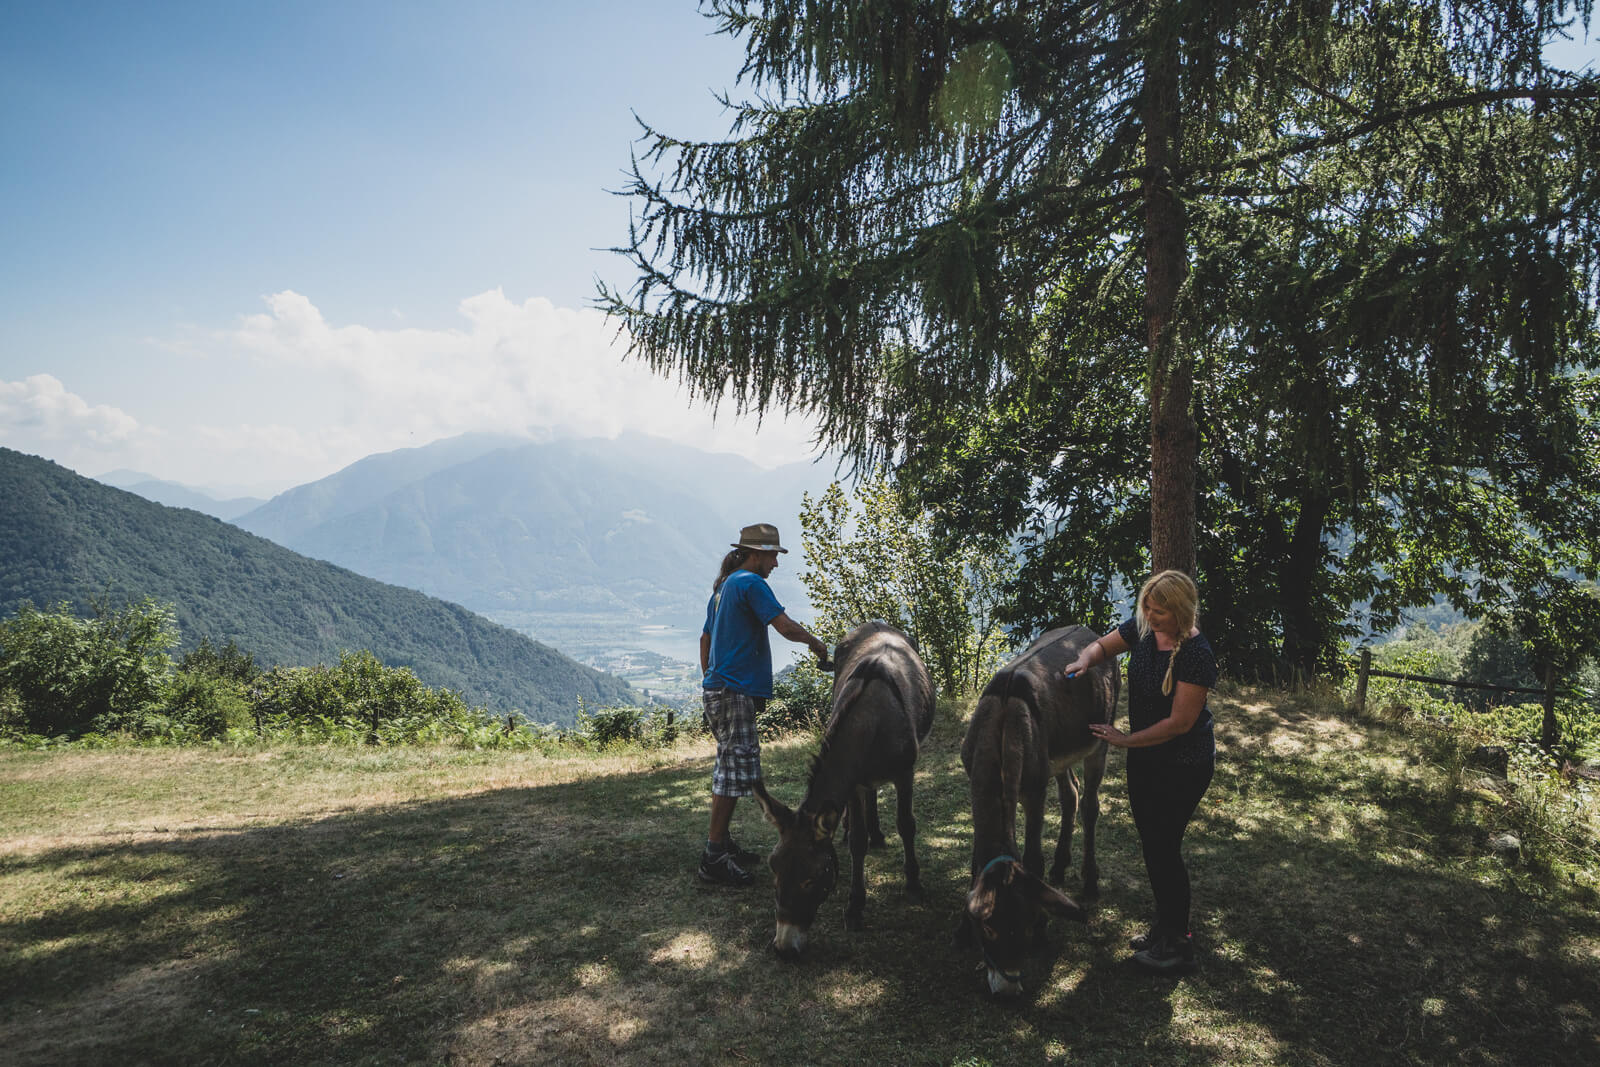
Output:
[1136, 569, 1200, 695]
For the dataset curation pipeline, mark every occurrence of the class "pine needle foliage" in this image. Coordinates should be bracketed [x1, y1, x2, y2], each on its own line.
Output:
[602, 1, 1600, 676]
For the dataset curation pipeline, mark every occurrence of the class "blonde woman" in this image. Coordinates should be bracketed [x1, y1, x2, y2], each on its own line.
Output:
[1063, 569, 1218, 973]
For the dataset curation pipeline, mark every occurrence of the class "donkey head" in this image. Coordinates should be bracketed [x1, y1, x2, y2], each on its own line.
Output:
[965, 856, 1085, 996]
[752, 780, 840, 959]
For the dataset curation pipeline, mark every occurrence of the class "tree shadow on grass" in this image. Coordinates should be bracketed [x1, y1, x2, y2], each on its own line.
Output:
[1, 729, 1598, 1065]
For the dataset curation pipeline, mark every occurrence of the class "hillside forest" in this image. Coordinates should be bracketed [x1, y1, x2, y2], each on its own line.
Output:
[0, 449, 634, 726]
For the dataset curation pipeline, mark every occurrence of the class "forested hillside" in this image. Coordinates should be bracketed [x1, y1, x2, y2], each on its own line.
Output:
[0, 448, 634, 722]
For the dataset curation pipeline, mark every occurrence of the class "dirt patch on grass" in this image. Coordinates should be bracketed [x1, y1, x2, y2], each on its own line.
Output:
[1216, 686, 1368, 760]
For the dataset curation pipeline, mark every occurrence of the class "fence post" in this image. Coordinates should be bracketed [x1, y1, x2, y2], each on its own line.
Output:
[1354, 648, 1371, 716]
[1540, 661, 1559, 750]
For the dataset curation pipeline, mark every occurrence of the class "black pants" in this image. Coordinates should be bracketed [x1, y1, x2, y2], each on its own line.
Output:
[1127, 756, 1214, 937]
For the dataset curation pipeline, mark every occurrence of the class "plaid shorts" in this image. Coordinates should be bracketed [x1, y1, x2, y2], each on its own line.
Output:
[702, 687, 764, 797]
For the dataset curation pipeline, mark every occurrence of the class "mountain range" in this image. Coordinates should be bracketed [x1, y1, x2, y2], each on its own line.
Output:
[3, 447, 634, 723]
[95, 469, 268, 521]
[227, 433, 838, 667]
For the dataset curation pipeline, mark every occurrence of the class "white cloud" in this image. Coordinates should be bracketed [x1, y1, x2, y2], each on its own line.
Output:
[5, 292, 825, 494]
[214, 288, 821, 472]
[0, 373, 142, 450]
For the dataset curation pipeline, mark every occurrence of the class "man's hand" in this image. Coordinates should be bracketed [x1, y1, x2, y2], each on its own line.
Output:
[814, 645, 835, 672]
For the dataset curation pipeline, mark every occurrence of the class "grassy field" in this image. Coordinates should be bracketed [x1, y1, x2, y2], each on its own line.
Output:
[3, 687, 1598, 1065]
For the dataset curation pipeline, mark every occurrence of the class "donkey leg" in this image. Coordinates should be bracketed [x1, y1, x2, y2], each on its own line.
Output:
[894, 772, 922, 901]
[1049, 769, 1080, 887]
[1021, 790, 1046, 881]
[1077, 748, 1106, 898]
[864, 787, 887, 848]
[844, 787, 870, 930]
[1023, 791, 1050, 943]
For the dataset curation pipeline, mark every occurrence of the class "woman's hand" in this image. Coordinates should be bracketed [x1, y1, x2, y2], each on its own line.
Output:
[1064, 631, 1127, 680]
[1089, 722, 1130, 747]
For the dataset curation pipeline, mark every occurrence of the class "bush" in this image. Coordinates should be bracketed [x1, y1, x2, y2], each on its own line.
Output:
[251, 650, 486, 743]
[760, 661, 833, 739]
[0, 684, 23, 737]
[579, 703, 648, 747]
[570, 701, 685, 750]
[0, 599, 178, 737]
[180, 637, 259, 685]
[162, 670, 255, 740]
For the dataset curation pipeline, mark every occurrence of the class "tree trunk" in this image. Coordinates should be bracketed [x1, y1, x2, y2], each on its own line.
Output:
[1279, 489, 1333, 673]
[1143, 6, 1195, 578]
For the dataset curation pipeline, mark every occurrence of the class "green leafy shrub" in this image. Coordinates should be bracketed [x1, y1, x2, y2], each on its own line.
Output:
[0, 684, 23, 737]
[760, 662, 832, 739]
[162, 669, 254, 740]
[0, 599, 178, 737]
[251, 650, 485, 743]
[799, 476, 1016, 697]
[578, 703, 648, 747]
[179, 637, 260, 685]
[570, 701, 684, 750]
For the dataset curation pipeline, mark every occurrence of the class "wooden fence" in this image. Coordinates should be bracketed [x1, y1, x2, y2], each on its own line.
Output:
[1352, 648, 1561, 748]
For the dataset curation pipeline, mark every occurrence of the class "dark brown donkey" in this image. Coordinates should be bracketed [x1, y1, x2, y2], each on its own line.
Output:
[752, 620, 935, 958]
[961, 624, 1119, 995]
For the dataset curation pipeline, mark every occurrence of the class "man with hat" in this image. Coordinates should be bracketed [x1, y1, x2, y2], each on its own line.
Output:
[697, 522, 832, 886]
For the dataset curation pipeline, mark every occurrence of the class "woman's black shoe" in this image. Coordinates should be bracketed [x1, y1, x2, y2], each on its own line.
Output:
[1132, 931, 1195, 973]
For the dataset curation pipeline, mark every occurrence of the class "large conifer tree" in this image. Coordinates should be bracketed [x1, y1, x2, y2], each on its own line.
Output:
[603, 1, 1600, 671]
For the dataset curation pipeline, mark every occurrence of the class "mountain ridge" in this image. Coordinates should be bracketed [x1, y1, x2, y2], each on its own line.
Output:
[230, 433, 837, 654]
[1, 447, 634, 724]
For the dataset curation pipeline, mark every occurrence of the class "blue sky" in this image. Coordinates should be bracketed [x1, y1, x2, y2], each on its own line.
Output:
[2, 4, 1595, 496]
[1, 1, 818, 494]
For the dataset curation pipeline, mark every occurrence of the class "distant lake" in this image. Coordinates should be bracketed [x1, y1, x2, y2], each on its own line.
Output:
[633, 623, 698, 663]
[635, 622, 807, 669]
[491, 611, 807, 671]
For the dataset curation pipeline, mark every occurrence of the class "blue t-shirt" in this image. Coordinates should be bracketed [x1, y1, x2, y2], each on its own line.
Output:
[702, 569, 785, 697]
[1117, 617, 1218, 765]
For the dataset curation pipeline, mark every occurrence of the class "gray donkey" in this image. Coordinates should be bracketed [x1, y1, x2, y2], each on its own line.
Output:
[961, 624, 1119, 995]
[753, 620, 935, 958]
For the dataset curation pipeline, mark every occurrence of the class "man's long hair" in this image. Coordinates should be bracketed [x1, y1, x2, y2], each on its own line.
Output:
[713, 547, 751, 593]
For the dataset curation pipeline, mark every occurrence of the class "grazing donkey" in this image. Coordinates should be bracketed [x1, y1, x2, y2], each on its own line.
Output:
[752, 620, 935, 958]
[961, 624, 1119, 995]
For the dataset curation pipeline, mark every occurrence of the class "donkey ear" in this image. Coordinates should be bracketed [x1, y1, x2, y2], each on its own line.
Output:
[813, 807, 841, 841]
[751, 780, 793, 830]
[1029, 876, 1087, 924]
[966, 879, 996, 923]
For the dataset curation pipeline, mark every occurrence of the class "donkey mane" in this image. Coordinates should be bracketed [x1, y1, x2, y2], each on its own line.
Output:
[980, 668, 1041, 721]
[803, 658, 907, 796]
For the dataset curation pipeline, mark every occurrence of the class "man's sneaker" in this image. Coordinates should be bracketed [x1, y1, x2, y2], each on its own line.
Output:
[698, 848, 755, 887]
[1133, 931, 1196, 974]
[722, 837, 764, 866]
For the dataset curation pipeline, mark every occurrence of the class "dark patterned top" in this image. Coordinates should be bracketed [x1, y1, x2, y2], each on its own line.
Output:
[1116, 617, 1218, 766]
